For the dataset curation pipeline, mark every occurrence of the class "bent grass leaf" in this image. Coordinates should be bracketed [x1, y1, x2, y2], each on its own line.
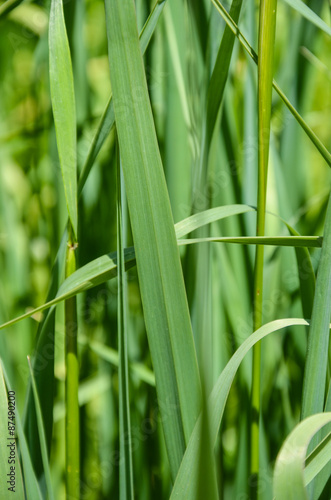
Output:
[283, 0, 331, 37]
[274, 413, 331, 499]
[170, 318, 310, 499]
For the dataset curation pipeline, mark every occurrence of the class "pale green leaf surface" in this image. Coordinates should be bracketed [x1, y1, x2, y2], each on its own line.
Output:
[283, 0, 331, 37]
[274, 413, 331, 499]
[49, 0, 77, 237]
[170, 319, 309, 499]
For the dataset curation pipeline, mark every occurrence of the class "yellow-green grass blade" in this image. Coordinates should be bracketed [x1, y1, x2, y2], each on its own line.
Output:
[283, 0, 331, 37]
[211, 0, 331, 169]
[104, 0, 201, 478]
[178, 236, 322, 248]
[304, 431, 331, 487]
[1, 362, 43, 500]
[116, 147, 134, 500]
[301, 192, 331, 419]
[49, 0, 77, 238]
[0, 362, 25, 499]
[274, 413, 331, 499]
[251, 0, 277, 492]
[27, 356, 55, 500]
[0, 205, 317, 332]
[0, 0, 25, 18]
[170, 318, 311, 499]
[78, 0, 167, 196]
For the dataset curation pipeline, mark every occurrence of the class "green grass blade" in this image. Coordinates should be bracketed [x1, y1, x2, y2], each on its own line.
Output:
[283, 0, 331, 37]
[251, 0, 278, 492]
[117, 147, 134, 500]
[104, 0, 201, 478]
[211, 0, 331, 169]
[49, 0, 77, 238]
[78, 0, 167, 196]
[301, 192, 331, 420]
[0, 362, 25, 499]
[1, 362, 43, 500]
[170, 318, 310, 499]
[206, 0, 243, 145]
[304, 431, 331, 487]
[274, 413, 331, 499]
[27, 357, 55, 500]
[178, 235, 322, 247]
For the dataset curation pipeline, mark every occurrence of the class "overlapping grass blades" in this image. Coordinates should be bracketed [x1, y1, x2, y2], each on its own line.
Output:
[104, 0, 201, 478]
[274, 412, 331, 499]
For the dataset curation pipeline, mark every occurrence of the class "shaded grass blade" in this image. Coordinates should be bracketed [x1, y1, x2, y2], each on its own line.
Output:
[283, 0, 331, 37]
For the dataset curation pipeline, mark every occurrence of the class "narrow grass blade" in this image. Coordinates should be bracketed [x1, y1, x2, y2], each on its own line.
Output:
[64, 232, 80, 500]
[27, 356, 55, 500]
[301, 192, 331, 419]
[1, 362, 43, 500]
[105, 0, 201, 478]
[251, 0, 278, 492]
[304, 431, 331, 486]
[178, 235, 322, 247]
[116, 147, 134, 500]
[274, 413, 331, 499]
[49, 0, 77, 237]
[170, 318, 310, 499]
[0, 362, 25, 499]
[78, 0, 167, 196]
[283, 0, 331, 37]
[206, 0, 243, 145]
[211, 0, 331, 169]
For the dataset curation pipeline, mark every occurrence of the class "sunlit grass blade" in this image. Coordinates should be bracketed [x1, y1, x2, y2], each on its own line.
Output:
[178, 235, 322, 247]
[251, 0, 277, 493]
[170, 318, 310, 499]
[304, 431, 331, 487]
[274, 413, 331, 499]
[283, 0, 331, 37]
[27, 356, 55, 500]
[104, 0, 201, 478]
[211, 0, 331, 169]
[49, 0, 77, 237]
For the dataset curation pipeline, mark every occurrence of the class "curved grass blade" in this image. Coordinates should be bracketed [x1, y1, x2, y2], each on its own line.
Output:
[274, 413, 331, 499]
[104, 0, 201, 479]
[27, 357, 54, 500]
[49, 0, 77, 237]
[304, 431, 331, 487]
[170, 318, 310, 499]
[283, 0, 331, 37]
[211, 0, 331, 169]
